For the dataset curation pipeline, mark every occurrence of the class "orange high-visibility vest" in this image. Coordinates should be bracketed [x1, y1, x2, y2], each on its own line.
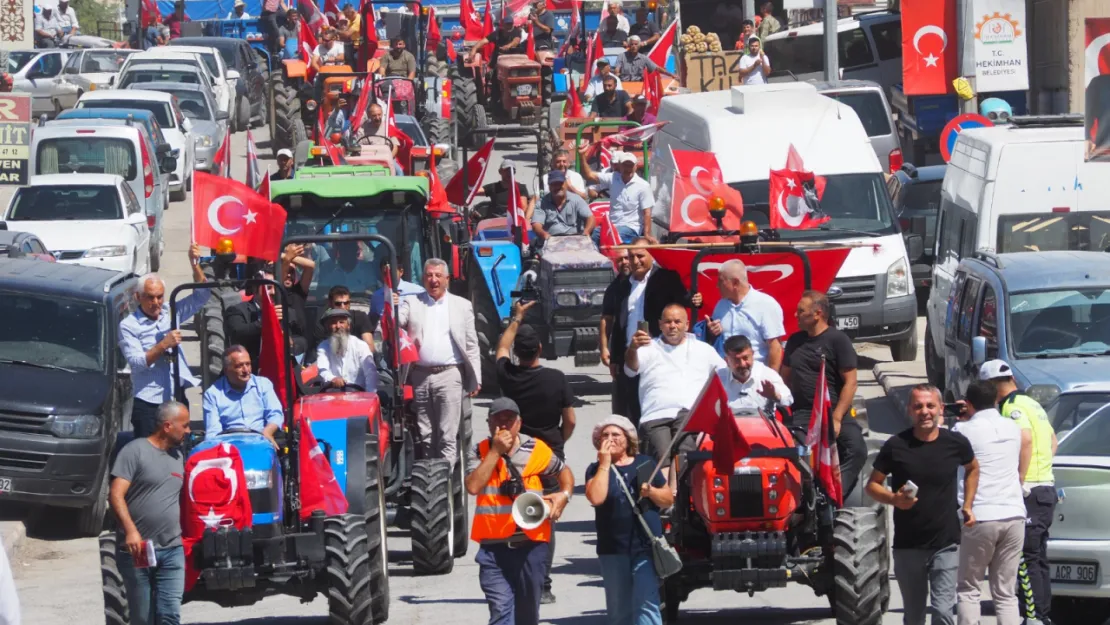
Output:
[471, 438, 554, 543]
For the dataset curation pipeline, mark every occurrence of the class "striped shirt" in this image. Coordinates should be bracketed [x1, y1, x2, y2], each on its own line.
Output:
[470, 435, 565, 543]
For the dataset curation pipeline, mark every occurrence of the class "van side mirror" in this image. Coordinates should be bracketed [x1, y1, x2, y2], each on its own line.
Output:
[161, 156, 178, 173]
[971, 336, 987, 366]
[217, 110, 229, 121]
[904, 234, 924, 264]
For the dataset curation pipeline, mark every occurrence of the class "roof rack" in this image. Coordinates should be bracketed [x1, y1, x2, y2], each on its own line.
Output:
[971, 250, 1002, 268]
[1008, 114, 1084, 128]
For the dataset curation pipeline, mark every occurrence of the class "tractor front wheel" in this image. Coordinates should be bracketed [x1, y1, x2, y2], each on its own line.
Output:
[829, 507, 888, 625]
[364, 435, 390, 623]
[324, 514, 376, 625]
[410, 459, 454, 575]
[273, 83, 306, 158]
[100, 531, 130, 625]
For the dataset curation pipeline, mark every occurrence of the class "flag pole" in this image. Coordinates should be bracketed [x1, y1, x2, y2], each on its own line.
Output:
[641, 374, 712, 488]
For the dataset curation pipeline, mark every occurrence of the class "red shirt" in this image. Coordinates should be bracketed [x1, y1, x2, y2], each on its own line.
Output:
[164, 13, 189, 39]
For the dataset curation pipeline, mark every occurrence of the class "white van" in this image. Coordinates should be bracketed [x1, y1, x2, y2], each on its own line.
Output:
[924, 116, 1110, 377]
[651, 83, 920, 360]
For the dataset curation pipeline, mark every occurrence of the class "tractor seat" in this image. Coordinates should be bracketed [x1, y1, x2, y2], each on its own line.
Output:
[345, 143, 396, 169]
[497, 54, 538, 72]
[476, 216, 509, 232]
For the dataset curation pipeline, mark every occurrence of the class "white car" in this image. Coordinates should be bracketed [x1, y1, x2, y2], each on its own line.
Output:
[1, 174, 151, 274]
[54, 48, 138, 110]
[7, 49, 72, 118]
[118, 49, 233, 118]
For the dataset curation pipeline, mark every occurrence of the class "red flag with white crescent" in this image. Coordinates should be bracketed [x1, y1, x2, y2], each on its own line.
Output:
[1085, 18, 1110, 160]
[510, 168, 529, 244]
[427, 6, 442, 52]
[647, 18, 677, 69]
[192, 171, 287, 261]
[589, 200, 623, 264]
[444, 137, 495, 205]
[245, 129, 260, 189]
[317, 106, 345, 165]
[682, 375, 751, 475]
[558, 2, 580, 56]
[379, 270, 420, 366]
[482, 0, 495, 59]
[901, 0, 956, 95]
[565, 74, 585, 118]
[257, 284, 289, 407]
[257, 170, 271, 200]
[301, 0, 328, 31]
[806, 359, 843, 507]
[461, 0, 485, 40]
[140, 0, 160, 28]
[358, 0, 379, 71]
[669, 149, 743, 233]
[768, 145, 829, 230]
[212, 126, 231, 178]
[350, 75, 372, 131]
[585, 28, 602, 75]
[300, 18, 319, 82]
[600, 121, 669, 148]
[181, 442, 252, 591]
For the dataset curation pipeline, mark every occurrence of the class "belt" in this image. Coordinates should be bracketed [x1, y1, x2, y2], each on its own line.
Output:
[415, 364, 458, 374]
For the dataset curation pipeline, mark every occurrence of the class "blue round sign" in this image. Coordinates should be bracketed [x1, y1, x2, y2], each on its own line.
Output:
[940, 113, 992, 162]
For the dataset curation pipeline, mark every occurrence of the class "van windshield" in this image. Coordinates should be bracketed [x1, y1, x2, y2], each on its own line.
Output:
[0, 293, 104, 372]
[36, 137, 136, 180]
[998, 212, 1110, 253]
[729, 172, 897, 240]
[764, 35, 823, 75]
[1010, 287, 1110, 358]
[823, 92, 893, 137]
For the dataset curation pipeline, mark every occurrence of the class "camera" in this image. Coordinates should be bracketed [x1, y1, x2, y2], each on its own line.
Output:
[499, 476, 525, 498]
[511, 269, 541, 302]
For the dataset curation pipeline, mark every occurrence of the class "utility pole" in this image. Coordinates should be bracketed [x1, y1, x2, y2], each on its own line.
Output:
[823, 0, 838, 81]
[956, 0, 978, 114]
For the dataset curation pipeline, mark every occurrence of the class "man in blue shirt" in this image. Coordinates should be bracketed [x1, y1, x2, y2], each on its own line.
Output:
[119, 244, 210, 437]
[705, 258, 786, 369]
[202, 345, 284, 448]
[370, 257, 425, 319]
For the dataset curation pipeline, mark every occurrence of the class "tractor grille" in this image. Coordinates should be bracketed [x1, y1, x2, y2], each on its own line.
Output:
[0, 409, 50, 434]
[728, 468, 763, 518]
[552, 269, 614, 287]
[829, 275, 876, 306]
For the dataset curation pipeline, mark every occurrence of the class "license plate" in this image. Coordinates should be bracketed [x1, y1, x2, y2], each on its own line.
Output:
[836, 315, 860, 330]
[1051, 562, 1099, 584]
[517, 84, 533, 96]
[0, 478, 10, 493]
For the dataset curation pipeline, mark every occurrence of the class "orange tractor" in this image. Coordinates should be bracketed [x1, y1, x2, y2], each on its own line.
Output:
[452, 46, 555, 148]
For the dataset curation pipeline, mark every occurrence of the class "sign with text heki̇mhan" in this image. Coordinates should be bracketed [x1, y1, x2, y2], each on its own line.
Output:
[0, 94, 31, 186]
[972, 0, 1029, 92]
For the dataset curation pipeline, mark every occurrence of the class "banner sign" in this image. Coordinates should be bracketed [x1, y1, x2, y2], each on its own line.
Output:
[1086, 18, 1110, 162]
[0, 94, 31, 186]
[971, 0, 1029, 92]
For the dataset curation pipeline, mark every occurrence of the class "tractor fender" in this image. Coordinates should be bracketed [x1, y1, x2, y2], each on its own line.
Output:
[470, 238, 521, 324]
[250, 43, 274, 72]
[283, 58, 308, 81]
[297, 392, 385, 516]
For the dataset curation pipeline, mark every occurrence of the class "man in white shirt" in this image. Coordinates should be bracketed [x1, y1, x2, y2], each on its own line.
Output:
[399, 259, 481, 463]
[583, 60, 622, 101]
[951, 380, 1026, 625]
[738, 35, 771, 85]
[581, 151, 655, 245]
[537, 149, 588, 199]
[312, 28, 345, 71]
[706, 259, 786, 368]
[316, 308, 379, 391]
[56, 0, 79, 35]
[625, 303, 724, 468]
[716, 335, 791, 415]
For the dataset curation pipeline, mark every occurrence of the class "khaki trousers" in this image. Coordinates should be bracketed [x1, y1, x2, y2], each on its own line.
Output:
[411, 365, 463, 465]
[956, 518, 1025, 625]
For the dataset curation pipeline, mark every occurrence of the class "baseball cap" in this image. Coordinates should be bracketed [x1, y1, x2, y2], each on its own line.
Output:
[322, 307, 351, 321]
[628, 35, 641, 43]
[514, 324, 542, 354]
[615, 152, 637, 165]
[499, 162, 516, 171]
[547, 170, 566, 184]
[277, 148, 293, 159]
[488, 397, 520, 417]
[978, 359, 1014, 381]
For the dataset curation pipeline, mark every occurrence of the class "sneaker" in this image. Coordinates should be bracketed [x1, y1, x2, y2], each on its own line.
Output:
[541, 590, 556, 604]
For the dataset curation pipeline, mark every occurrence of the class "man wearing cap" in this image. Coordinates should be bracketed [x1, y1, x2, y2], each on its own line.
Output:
[56, 0, 79, 36]
[227, 0, 251, 19]
[477, 162, 534, 221]
[316, 307, 379, 391]
[466, 397, 574, 625]
[615, 35, 676, 84]
[531, 169, 595, 248]
[980, 359, 1058, 623]
[627, 95, 656, 125]
[580, 150, 654, 245]
[738, 35, 770, 85]
[273, 149, 295, 180]
[34, 6, 61, 47]
[583, 60, 622, 102]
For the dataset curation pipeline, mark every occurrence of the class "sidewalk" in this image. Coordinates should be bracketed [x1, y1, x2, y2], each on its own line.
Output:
[873, 358, 928, 425]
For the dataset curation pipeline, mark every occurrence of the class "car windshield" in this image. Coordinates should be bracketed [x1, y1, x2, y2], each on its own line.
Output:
[121, 68, 202, 88]
[1009, 287, 1110, 358]
[0, 293, 105, 372]
[1048, 392, 1110, 433]
[823, 92, 892, 137]
[997, 212, 1110, 253]
[8, 185, 123, 221]
[82, 51, 133, 73]
[280, 200, 426, 301]
[1055, 403, 1110, 456]
[396, 119, 426, 145]
[79, 99, 172, 128]
[166, 90, 211, 120]
[729, 173, 897, 240]
[900, 180, 942, 212]
[8, 51, 36, 74]
[36, 138, 136, 180]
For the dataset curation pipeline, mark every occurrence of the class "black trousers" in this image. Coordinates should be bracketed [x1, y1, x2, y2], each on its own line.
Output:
[789, 410, 867, 501]
[1020, 485, 1058, 619]
[260, 10, 280, 56]
[612, 369, 641, 427]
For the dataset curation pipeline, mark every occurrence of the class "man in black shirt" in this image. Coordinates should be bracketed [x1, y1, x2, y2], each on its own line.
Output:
[528, 0, 555, 50]
[781, 290, 866, 498]
[495, 299, 576, 606]
[867, 384, 980, 625]
[226, 272, 308, 369]
[629, 7, 661, 48]
[593, 75, 632, 119]
[477, 162, 533, 220]
[600, 252, 631, 414]
[599, 15, 627, 48]
[313, 285, 378, 353]
[279, 244, 315, 362]
[467, 17, 523, 65]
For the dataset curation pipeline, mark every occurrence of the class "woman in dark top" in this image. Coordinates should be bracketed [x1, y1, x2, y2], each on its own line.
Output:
[585, 415, 673, 625]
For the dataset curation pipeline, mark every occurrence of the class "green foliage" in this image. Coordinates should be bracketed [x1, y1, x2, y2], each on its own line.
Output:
[71, 0, 123, 40]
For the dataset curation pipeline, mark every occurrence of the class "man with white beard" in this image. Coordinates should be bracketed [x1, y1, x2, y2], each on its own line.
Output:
[316, 308, 379, 391]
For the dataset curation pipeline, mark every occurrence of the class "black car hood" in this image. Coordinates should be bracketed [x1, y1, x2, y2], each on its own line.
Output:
[0, 364, 110, 416]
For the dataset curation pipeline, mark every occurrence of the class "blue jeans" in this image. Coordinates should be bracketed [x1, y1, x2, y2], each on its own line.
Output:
[599, 552, 662, 625]
[116, 545, 185, 625]
[476, 542, 549, 625]
[591, 225, 641, 248]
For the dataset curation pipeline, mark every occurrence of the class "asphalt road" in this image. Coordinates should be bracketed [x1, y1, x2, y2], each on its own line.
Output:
[6, 123, 1001, 624]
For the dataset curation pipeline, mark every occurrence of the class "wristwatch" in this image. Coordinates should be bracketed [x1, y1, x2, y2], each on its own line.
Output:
[561, 490, 573, 501]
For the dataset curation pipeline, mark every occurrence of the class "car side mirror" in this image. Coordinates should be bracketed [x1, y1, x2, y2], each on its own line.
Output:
[156, 142, 171, 155]
[161, 156, 177, 173]
[108, 75, 115, 86]
[227, 69, 241, 80]
[182, 118, 193, 131]
[971, 336, 987, 366]
[216, 110, 229, 121]
[904, 233, 924, 264]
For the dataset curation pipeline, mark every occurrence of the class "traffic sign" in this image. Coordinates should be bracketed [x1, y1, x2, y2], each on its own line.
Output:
[940, 113, 993, 163]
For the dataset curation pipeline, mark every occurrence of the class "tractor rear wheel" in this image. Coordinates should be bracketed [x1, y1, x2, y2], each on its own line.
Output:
[469, 259, 501, 395]
[273, 83, 307, 158]
[452, 405, 471, 559]
[410, 459, 454, 575]
[422, 114, 451, 146]
[829, 507, 888, 625]
[267, 69, 283, 138]
[453, 77, 480, 149]
[324, 514, 376, 625]
[197, 295, 227, 390]
[100, 530, 130, 625]
[364, 435, 390, 623]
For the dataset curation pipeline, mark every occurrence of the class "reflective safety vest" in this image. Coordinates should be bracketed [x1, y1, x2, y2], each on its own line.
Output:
[1000, 391, 1055, 484]
[471, 438, 553, 543]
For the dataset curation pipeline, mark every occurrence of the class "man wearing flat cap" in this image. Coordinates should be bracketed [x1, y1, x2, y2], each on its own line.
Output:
[530, 169, 595, 251]
[465, 396, 574, 625]
[316, 307, 379, 391]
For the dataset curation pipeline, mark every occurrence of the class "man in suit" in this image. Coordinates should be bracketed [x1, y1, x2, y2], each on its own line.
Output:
[399, 258, 481, 464]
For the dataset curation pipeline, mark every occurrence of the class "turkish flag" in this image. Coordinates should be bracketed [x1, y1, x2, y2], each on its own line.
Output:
[257, 170, 270, 201]
[647, 18, 677, 69]
[317, 105, 345, 165]
[585, 29, 603, 75]
[427, 7, 442, 52]
[299, 19, 318, 82]
[768, 145, 829, 231]
[509, 168, 529, 244]
[565, 75, 585, 118]
[669, 149, 743, 233]
[245, 129, 261, 190]
[386, 95, 414, 173]
[423, 152, 452, 214]
[350, 75, 373, 131]
[643, 69, 663, 116]
[445, 136, 495, 205]
[682, 375, 750, 475]
[806, 359, 843, 507]
[482, 0, 495, 60]
[558, 3, 580, 56]
[649, 246, 850, 336]
[301, 0, 327, 32]
[359, 0, 379, 71]
[257, 286, 289, 407]
[379, 271, 420, 367]
[297, 415, 350, 520]
[526, 22, 536, 61]
[546, 0, 573, 9]
[601, 121, 669, 148]
[901, 0, 956, 95]
[181, 442, 253, 591]
[1085, 19, 1110, 160]
[193, 171, 287, 261]
[589, 200, 623, 263]
[324, 0, 339, 22]
[503, 0, 531, 25]
[461, 0, 485, 40]
[140, 0, 159, 29]
[1086, 18, 1110, 86]
[212, 127, 231, 178]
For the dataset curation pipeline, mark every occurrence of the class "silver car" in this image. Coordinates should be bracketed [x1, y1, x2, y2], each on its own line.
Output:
[813, 79, 902, 175]
[54, 48, 138, 110]
[7, 49, 72, 118]
[130, 82, 228, 173]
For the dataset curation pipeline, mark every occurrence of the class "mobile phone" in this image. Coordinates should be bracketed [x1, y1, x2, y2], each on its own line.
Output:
[944, 402, 965, 417]
[902, 480, 919, 499]
[637, 320, 649, 334]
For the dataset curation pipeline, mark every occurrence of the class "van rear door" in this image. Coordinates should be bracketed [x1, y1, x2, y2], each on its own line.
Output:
[991, 141, 1081, 251]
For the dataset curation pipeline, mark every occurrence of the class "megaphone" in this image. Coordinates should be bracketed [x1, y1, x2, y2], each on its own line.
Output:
[511, 491, 550, 530]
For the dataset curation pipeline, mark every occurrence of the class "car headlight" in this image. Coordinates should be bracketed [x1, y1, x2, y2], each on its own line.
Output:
[49, 414, 101, 439]
[244, 469, 273, 490]
[590, 291, 605, 306]
[196, 135, 213, 147]
[886, 257, 910, 298]
[555, 292, 578, 307]
[85, 245, 128, 257]
[1027, 384, 1061, 407]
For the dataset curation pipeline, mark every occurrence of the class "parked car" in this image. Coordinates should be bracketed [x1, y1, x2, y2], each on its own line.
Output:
[6, 49, 72, 118]
[29, 123, 175, 271]
[0, 257, 137, 536]
[935, 250, 1110, 406]
[888, 162, 946, 299]
[75, 90, 194, 201]
[1047, 384, 1110, 435]
[813, 79, 902, 174]
[2, 175, 151, 274]
[54, 108, 172, 159]
[118, 49, 232, 119]
[0, 228, 54, 262]
[129, 82, 227, 173]
[169, 38, 266, 132]
[53, 48, 138, 110]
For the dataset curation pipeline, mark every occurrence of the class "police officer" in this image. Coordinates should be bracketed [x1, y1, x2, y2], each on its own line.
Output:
[980, 360, 1059, 624]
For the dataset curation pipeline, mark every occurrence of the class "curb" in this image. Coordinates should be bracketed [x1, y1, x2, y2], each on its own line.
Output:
[873, 362, 909, 421]
[1, 521, 25, 560]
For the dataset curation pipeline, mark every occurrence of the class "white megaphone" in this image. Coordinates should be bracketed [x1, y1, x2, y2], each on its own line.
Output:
[511, 491, 550, 530]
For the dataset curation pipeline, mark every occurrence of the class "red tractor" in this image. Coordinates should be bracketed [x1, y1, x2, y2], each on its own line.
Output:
[452, 49, 550, 148]
[651, 241, 891, 625]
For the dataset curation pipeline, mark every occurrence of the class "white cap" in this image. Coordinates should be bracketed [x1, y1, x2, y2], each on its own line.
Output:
[277, 148, 293, 159]
[978, 359, 1014, 381]
[615, 151, 637, 165]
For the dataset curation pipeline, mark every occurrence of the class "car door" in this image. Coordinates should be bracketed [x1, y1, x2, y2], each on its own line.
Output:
[26, 52, 65, 115]
[56, 51, 83, 109]
[121, 181, 150, 266]
[945, 272, 981, 399]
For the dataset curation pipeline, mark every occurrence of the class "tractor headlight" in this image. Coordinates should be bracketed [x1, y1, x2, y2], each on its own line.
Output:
[48, 414, 101, 439]
[886, 257, 910, 298]
[244, 469, 273, 490]
[768, 489, 778, 500]
[555, 292, 578, 307]
[714, 492, 724, 504]
[306, 99, 318, 111]
[713, 477, 724, 488]
[768, 506, 778, 515]
[716, 507, 726, 517]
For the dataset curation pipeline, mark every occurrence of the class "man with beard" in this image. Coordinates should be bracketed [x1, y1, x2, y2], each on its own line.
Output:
[716, 334, 791, 414]
[316, 308, 379, 391]
[380, 36, 417, 79]
[356, 103, 398, 157]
